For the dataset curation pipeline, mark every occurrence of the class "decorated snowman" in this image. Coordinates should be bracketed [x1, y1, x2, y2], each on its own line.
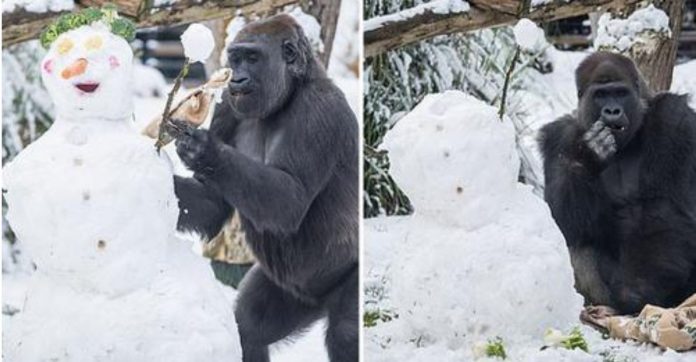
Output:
[3, 7, 241, 361]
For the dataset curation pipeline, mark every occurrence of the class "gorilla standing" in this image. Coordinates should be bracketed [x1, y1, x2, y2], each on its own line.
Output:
[171, 15, 358, 362]
[539, 52, 696, 315]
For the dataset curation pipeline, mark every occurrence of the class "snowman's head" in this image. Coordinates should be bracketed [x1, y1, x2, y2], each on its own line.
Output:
[41, 23, 134, 121]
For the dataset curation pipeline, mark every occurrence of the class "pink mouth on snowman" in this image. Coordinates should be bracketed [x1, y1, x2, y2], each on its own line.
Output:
[74, 83, 100, 93]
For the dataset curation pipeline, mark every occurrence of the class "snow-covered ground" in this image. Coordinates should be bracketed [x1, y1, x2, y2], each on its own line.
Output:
[3, 1, 358, 360]
[364, 54, 696, 361]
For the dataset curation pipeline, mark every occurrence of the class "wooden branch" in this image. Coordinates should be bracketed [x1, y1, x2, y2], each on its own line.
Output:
[136, 0, 296, 28]
[2, 0, 299, 48]
[364, 0, 643, 58]
[1, 8, 72, 46]
[306, 0, 342, 68]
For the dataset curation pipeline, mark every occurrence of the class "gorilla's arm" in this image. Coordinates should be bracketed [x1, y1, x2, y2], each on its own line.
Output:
[177, 82, 350, 235]
[172, 93, 236, 240]
[538, 116, 611, 247]
[174, 176, 231, 240]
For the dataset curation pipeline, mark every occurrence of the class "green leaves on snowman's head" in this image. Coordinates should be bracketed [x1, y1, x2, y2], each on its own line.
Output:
[40, 5, 136, 49]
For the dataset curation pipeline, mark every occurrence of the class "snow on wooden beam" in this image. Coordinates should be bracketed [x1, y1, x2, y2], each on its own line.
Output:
[364, 0, 644, 58]
[2, 0, 299, 48]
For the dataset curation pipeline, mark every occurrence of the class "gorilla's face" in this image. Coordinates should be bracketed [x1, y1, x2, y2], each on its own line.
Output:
[226, 36, 297, 120]
[576, 54, 648, 149]
[580, 80, 644, 147]
[225, 15, 312, 120]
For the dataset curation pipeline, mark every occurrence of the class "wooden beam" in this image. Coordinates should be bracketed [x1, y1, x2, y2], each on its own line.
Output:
[136, 0, 296, 28]
[2, 0, 299, 48]
[2, 8, 72, 46]
[364, 0, 643, 58]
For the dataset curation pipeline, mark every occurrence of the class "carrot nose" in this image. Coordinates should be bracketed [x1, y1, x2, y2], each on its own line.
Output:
[61, 58, 88, 79]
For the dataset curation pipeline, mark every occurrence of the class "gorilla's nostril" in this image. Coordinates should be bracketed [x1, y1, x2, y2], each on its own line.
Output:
[602, 106, 623, 119]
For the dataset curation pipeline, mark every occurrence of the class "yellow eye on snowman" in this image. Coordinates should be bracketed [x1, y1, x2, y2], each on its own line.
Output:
[56, 38, 74, 55]
[84, 36, 103, 51]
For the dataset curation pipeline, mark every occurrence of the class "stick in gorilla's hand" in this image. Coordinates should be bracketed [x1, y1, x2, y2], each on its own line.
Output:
[142, 68, 232, 146]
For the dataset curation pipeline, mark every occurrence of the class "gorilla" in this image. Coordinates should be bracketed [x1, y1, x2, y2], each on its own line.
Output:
[539, 52, 696, 315]
[170, 15, 358, 362]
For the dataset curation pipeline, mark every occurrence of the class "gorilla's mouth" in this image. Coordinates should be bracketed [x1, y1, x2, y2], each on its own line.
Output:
[606, 123, 626, 132]
[229, 88, 252, 97]
[75, 83, 100, 93]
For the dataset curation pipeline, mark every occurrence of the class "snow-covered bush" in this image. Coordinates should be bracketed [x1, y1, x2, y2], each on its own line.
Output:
[364, 0, 544, 217]
[2, 41, 54, 249]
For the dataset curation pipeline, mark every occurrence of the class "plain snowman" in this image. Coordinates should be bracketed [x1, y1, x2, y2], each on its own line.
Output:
[3, 21, 241, 361]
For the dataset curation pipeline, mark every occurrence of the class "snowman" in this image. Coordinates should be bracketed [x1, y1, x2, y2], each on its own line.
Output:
[365, 91, 583, 357]
[3, 7, 241, 361]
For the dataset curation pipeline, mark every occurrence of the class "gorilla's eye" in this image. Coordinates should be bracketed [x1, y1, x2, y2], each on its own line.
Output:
[247, 53, 259, 64]
[614, 88, 629, 98]
[229, 53, 241, 66]
[594, 89, 608, 98]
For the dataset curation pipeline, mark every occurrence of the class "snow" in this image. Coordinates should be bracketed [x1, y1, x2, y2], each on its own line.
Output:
[364, 0, 470, 32]
[365, 91, 584, 360]
[2, 2, 359, 360]
[531, 0, 552, 7]
[513, 19, 548, 54]
[2, 0, 73, 13]
[153, 0, 178, 6]
[327, 0, 359, 78]
[288, 7, 325, 54]
[132, 60, 168, 97]
[181, 23, 215, 63]
[220, 15, 248, 66]
[366, 85, 696, 360]
[3, 23, 240, 361]
[594, 4, 671, 52]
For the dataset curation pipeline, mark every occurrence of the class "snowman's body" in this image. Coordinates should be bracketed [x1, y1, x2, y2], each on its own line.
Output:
[3, 22, 240, 361]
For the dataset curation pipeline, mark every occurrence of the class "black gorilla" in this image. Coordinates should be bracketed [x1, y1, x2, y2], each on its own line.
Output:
[539, 52, 696, 315]
[172, 15, 358, 362]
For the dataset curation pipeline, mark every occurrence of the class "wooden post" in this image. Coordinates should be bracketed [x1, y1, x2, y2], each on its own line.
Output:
[306, 0, 342, 68]
[625, 0, 684, 91]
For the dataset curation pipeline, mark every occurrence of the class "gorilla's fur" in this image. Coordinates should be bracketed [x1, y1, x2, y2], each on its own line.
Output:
[173, 14, 358, 362]
[539, 52, 696, 314]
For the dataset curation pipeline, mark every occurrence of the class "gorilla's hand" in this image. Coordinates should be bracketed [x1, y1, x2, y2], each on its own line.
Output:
[176, 128, 220, 175]
[164, 118, 194, 139]
[582, 121, 616, 163]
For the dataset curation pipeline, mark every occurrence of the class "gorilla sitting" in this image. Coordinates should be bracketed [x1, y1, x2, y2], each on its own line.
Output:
[171, 15, 358, 362]
[539, 52, 696, 315]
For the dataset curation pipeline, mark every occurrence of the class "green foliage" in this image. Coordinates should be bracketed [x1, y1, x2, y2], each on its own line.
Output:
[363, 308, 397, 327]
[40, 5, 136, 49]
[485, 337, 507, 359]
[561, 327, 589, 352]
[110, 18, 136, 42]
